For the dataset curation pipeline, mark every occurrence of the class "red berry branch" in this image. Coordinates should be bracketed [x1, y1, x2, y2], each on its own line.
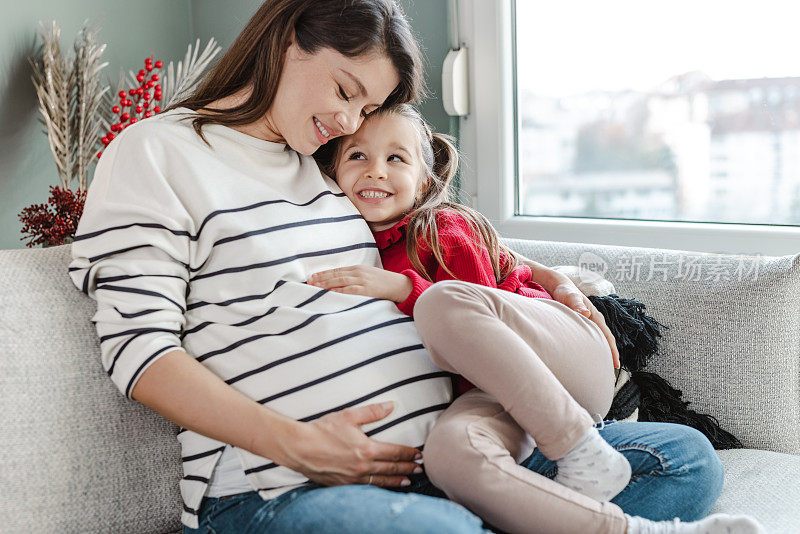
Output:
[18, 186, 87, 248]
[23, 37, 221, 248]
[98, 56, 164, 158]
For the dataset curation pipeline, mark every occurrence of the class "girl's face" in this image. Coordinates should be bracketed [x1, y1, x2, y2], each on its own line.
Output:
[266, 42, 400, 156]
[335, 113, 427, 231]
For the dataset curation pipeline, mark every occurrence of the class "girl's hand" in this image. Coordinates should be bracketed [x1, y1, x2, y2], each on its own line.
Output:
[279, 402, 423, 488]
[551, 282, 621, 370]
[308, 265, 413, 302]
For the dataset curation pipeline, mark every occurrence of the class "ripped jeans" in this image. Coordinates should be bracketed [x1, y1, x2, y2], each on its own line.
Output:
[182, 420, 724, 534]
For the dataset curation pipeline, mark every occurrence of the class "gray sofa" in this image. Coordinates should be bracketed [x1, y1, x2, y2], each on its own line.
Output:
[2, 241, 799, 533]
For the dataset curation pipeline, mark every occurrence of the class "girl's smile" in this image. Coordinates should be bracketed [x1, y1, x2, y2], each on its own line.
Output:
[356, 187, 393, 202]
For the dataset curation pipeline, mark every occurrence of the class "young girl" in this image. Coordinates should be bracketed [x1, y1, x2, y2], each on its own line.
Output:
[309, 105, 763, 534]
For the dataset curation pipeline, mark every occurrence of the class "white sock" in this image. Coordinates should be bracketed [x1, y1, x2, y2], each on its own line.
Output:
[553, 425, 631, 502]
[625, 513, 766, 534]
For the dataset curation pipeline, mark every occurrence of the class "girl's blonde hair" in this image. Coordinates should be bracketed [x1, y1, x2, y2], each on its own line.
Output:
[320, 104, 520, 283]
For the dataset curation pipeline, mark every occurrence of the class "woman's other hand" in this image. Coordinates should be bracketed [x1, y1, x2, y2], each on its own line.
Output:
[308, 265, 413, 302]
[551, 282, 621, 370]
[279, 401, 423, 488]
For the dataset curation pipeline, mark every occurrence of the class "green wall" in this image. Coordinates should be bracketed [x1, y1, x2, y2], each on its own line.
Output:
[0, 0, 450, 249]
[0, 0, 193, 250]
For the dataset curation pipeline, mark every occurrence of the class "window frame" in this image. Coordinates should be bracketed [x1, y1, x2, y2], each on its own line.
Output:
[455, 0, 800, 256]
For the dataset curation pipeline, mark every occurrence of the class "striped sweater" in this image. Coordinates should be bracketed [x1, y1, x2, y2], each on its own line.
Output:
[68, 108, 453, 529]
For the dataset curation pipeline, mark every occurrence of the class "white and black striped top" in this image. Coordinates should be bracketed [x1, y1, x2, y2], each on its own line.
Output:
[68, 109, 453, 529]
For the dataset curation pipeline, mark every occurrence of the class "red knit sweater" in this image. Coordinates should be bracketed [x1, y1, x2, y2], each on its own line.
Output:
[373, 210, 553, 396]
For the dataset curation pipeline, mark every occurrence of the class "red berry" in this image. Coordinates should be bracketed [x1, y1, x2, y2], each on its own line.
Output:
[112, 106, 120, 113]
[119, 99, 126, 107]
[155, 84, 162, 91]
[154, 60, 163, 68]
[143, 93, 151, 100]
[146, 80, 155, 89]
[138, 69, 146, 76]
[146, 64, 153, 71]
[120, 113, 130, 121]
[114, 122, 123, 130]
[129, 117, 138, 124]
[143, 101, 151, 108]
[153, 106, 161, 113]
[107, 133, 115, 140]
[97, 151, 102, 159]
[136, 74, 145, 82]
[151, 74, 160, 81]
[118, 90, 126, 98]
[101, 137, 109, 145]
[126, 99, 133, 106]
[144, 111, 153, 118]
[135, 105, 144, 113]
[155, 95, 162, 101]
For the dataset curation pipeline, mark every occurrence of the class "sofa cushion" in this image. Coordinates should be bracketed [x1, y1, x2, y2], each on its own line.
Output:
[713, 449, 800, 534]
[0, 245, 182, 533]
[506, 239, 800, 455]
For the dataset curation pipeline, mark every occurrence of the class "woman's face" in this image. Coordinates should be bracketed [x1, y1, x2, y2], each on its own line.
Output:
[334, 112, 426, 231]
[267, 43, 400, 156]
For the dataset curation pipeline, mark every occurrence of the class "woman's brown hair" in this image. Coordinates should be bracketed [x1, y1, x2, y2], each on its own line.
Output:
[322, 104, 520, 284]
[169, 0, 425, 142]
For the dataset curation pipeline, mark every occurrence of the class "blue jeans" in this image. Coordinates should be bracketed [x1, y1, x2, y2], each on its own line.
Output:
[183, 421, 724, 533]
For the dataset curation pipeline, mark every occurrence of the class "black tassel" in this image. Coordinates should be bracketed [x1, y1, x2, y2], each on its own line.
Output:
[632, 371, 743, 450]
[606, 378, 640, 421]
[588, 294, 667, 372]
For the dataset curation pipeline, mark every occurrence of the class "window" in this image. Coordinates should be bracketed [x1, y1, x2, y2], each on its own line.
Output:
[455, 0, 800, 255]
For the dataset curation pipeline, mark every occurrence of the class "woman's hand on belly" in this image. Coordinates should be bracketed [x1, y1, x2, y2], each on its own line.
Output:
[277, 401, 423, 488]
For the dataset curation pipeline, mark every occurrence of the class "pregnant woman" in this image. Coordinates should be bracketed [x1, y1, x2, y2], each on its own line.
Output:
[69, 1, 740, 532]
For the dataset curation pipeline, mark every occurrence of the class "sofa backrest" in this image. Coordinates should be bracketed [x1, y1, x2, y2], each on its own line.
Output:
[1, 245, 182, 533]
[506, 238, 800, 456]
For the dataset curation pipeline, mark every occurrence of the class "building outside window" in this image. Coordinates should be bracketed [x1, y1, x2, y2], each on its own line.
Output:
[514, 0, 800, 227]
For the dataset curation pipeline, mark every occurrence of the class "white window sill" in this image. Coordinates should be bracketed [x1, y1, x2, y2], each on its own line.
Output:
[495, 215, 800, 257]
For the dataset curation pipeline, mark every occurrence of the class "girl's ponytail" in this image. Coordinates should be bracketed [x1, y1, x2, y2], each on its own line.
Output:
[430, 132, 458, 186]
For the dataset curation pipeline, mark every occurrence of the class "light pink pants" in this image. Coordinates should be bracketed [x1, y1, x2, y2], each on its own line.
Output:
[414, 280, 627, 534]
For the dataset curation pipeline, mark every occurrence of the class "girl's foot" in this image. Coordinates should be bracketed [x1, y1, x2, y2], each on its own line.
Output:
[625, 513, 767, 534]
[553, 426, 631, 501]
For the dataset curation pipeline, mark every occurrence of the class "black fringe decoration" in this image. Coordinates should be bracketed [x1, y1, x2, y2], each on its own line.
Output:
[591, 294, 742, 450]
[588, 294, 667, 372]
[606, 377, 640, 421]
[632, 371, 743, 450]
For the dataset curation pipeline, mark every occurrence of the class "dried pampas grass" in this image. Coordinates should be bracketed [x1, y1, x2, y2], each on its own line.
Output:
[30, 21, 108, 192]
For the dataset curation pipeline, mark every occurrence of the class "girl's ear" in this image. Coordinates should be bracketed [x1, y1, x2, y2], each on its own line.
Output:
[415, 173, 433, 201]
